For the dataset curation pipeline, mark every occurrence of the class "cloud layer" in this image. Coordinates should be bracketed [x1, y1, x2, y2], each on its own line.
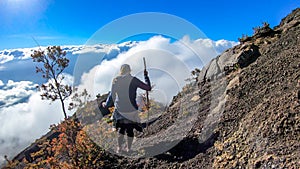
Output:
[76, 36, 238, 105]
[0, 80, 37, 108]
[0, 77, 73, 165]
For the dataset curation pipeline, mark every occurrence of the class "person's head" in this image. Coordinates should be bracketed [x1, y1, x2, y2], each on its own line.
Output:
[120, 64, 131, 75]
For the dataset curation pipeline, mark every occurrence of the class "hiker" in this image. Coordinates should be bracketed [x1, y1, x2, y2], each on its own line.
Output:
[103, 64, 151, 153]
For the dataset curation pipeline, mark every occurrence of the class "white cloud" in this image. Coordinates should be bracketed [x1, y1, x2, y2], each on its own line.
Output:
[76, 36, 237, 105]
[0, 75, 74, 165]
[0, 42, 138, 65]
[0, 80, 37, 108]
[72, 44, 113, 55]
[0, 46, 79, 65]
[0, 65, 6, 71]
[0, 51, 14, 64]
[0, 47, 38, 64]
[0, 92, 65, 165]
[0, 80, 3, 86]
[215, 39, 239, 54]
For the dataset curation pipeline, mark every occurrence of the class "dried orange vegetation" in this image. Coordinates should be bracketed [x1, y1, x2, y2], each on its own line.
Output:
[5, 119, 108, 169]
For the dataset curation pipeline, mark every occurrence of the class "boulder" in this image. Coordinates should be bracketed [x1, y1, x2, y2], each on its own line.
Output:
[198, 43, 260, 82]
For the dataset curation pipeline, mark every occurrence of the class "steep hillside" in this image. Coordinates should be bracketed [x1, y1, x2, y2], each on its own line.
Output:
[3, 8, 300, 169]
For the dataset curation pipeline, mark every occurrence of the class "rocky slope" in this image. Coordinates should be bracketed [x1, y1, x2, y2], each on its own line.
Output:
[3, 8, 300, 169]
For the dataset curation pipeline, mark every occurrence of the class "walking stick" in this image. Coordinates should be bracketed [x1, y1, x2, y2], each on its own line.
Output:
[143, 57, 150, 130]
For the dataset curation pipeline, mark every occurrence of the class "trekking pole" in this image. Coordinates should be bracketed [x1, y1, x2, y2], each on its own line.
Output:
[143, 57, 150, 130]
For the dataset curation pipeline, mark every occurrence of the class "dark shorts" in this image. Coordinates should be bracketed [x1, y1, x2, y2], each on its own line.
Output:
[116, 122, 135, 137]
[116, 120, 143, 137]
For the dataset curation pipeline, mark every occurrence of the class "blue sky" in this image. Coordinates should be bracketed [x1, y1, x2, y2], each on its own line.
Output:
[0, 0, 299, 49]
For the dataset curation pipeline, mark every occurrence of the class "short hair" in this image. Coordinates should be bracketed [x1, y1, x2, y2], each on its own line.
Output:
[120, 64, 131, 75]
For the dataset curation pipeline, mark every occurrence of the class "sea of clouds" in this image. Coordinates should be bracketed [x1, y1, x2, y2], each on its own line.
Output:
[0, 36, 238, 165]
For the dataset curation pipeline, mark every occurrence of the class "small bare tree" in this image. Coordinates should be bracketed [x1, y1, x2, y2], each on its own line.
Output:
[31, 46, 71, 119]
